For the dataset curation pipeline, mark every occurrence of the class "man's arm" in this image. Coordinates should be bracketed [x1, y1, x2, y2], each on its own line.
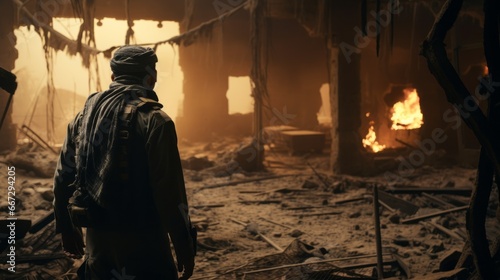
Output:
[53, 117, 84, 258]
[146, 116, 195, 279]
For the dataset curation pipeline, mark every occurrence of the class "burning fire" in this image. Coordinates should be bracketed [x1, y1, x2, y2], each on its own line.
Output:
[362, 122, 386, 153]
[390, 88, 423, 130]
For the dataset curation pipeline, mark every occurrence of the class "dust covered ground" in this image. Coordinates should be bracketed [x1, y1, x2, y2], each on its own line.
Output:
[0, 138, 499, 279]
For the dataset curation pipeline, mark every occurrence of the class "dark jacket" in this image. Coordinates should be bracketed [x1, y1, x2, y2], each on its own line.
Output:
[53, 84, 194, 279]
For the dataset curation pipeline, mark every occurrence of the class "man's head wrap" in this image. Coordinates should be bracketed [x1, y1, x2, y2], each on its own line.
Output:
[110, 45, 158, 78]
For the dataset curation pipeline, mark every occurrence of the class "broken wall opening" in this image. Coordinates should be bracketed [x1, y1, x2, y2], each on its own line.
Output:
[318, 83, 332, 126]
[227, 76, 253, 115]
[12, 18, 183, 145]
[225, 76, 254, 136]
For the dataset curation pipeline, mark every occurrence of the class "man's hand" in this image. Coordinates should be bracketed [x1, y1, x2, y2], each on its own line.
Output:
[61, 226, 85, 259]
[177, 251, 195, 280]
[177, 236, 195, 280]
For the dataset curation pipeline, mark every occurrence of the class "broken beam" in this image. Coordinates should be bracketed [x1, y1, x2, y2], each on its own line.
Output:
[421, 221, 465, 241]
[230, 218, 283, 252]
[242, 254, 392, 275]
[421, 193, 457, 208]
[378, 189, 420, 215]
[199, 174, 303, 191]
[290, 211, 343, 217]
[386, 187, 472, 196]
[401, 206, 468, 224]
[0, 253, 66, 264]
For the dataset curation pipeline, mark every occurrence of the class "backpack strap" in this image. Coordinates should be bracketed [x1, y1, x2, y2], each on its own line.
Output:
[117, 97, 163, 183]
[136, 97, 163, 111]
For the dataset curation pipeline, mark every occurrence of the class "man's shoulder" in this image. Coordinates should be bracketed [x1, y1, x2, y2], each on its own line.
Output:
[148, 109, 173, 124]
[137, 108, 173, 131]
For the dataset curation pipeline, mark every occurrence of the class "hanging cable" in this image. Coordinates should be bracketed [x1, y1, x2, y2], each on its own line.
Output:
[125, 0, 135, 45]
[406, 1, 418, 83]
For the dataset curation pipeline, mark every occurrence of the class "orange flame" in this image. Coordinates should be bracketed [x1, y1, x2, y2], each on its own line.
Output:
[391, 88, 424, 130]
[363, 124, 386, 153]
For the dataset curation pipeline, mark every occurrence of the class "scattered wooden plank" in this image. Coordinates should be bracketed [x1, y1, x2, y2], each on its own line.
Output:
[421, 193, 456, 208]
[0, 253, 66, 264]
[290, 211, 343, 217]
[378, 190, 419, 215]
[285, 196, 368, 210]
[285, 205, 334, 210]
[441, 194, 469, 206]
[395, 138, 417, 149]
[258, 216, 293, 229]
[239, 190, 265, 194]
[241, 253, 391, 275]
[254, 187, 310, 195]
[454, 228, 468, 240]
[192, 204, 225, 209]
[230, 218, 283, 252]
[386, 188, 472, 196]
[260, 260, 397, 276]
[306, 161, 331, 189]
[421, 221, 465, 241]
[401, 206, 469, 224]
[412, 268, 468, 280]
[373, 186, 384, 279]
[29, 211, 54, 234]
[332, 196, 368, 205]
[191, 217, 209, 224]
[378, 200, 396, 213]
[256, 231, 284, 252]
[392, 253, 412, 278]
[239, 199, 282, 205]
[230, 218, 248, 227]
[265, 160, 307, 170]
[197, 241, 220, 251]
[199, 174, 304, 191]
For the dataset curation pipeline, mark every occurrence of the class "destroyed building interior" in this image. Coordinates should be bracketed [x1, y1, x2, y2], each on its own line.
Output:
[0, 0, 499, 279]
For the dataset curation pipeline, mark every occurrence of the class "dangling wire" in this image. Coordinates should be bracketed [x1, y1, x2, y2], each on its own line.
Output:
[390, 0, 395, 53]
[361, 0, 367, 36]
[376, 0, 381, 56]
[125, 0, 135, 45]
[42, 31, 56, 144]
[406, 1, 418, 83]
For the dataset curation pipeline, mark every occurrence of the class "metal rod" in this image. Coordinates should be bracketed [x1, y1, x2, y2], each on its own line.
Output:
[373, 185, 384, 279]
[0, 94, 13, 132]
[243, 254, 393, 275]
[401, 205, 469, 224]
[20, 125, 58, 154]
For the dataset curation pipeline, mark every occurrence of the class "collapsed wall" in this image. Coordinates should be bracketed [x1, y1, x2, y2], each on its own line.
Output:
[0, 1, 18, 152]
[175, 2, 328, 140]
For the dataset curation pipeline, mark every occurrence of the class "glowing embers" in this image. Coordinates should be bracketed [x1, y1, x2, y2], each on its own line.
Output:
[363, 119, 386, 153]
[390, 88, 424, 130]
[362, 87, 424, 153]
[363, 125, 386, 153]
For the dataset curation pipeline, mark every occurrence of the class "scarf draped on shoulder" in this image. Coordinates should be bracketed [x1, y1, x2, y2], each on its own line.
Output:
[75, 80, 159, 208]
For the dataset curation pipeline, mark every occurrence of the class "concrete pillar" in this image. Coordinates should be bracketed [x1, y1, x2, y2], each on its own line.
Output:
[332, 1, 364, 174]
[266, 19, 327, 130]
[328, 45, 340, 172]
[0, 1, 18, 152]
[177, 23, 229, 140]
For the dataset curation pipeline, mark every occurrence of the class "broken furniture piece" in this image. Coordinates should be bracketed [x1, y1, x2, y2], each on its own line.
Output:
[281, 130, 326, 155]
[264, 125, 326, 154]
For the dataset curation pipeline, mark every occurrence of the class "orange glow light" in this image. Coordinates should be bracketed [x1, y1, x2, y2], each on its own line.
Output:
[390, 88, 424, 130]
[362, 124, 386, 153]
